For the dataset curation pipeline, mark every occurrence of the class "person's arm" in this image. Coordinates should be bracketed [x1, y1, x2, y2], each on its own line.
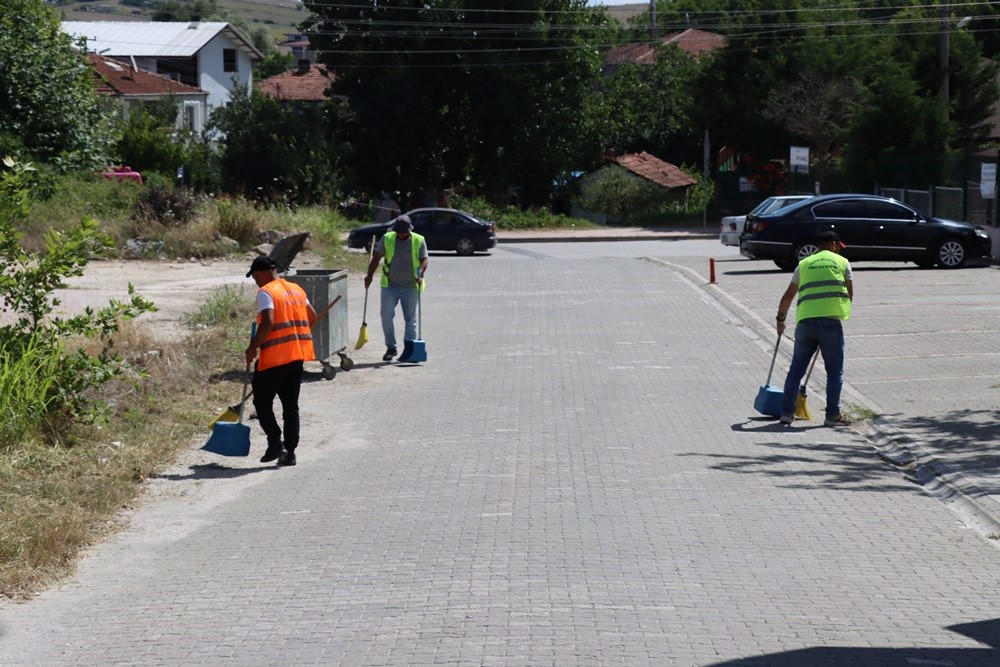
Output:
[246, 308, 274, 366]
[416, 240, 428, 286]
[775, 282, 796, 336]
[364, 250, 384, 289]
[846, 279, 854, 301]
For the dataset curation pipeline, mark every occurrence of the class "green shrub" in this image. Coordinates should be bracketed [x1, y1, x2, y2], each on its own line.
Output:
[133, 184, 197, 226]
[0, 157, 155, 429]
[450, 196, 586, 230]
[215, 196, 261, 246]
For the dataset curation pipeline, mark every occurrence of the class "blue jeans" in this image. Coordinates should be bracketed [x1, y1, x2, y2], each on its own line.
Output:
[781, 317, 845, 420]
[380, 285, 418, 350]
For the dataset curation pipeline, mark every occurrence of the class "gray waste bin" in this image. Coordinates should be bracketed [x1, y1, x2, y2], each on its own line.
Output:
[286, 268, 352, 380]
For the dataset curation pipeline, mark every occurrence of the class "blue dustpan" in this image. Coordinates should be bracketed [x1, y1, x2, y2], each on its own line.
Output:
[754, 334, 784, 418]
[202, 421, 251, 456]
[203, 363, 252, 456]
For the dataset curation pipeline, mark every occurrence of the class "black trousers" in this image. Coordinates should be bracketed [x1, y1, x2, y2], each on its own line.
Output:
[251, 360, 303, 452]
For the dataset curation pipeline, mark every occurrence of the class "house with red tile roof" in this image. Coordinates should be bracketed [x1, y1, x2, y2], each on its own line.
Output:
[63, 21, 262, 112]
[609, 151, 698, 189]
[257, 61, 335, 102]
[88, 53, 209, 134]
[604, 28, 725, 69]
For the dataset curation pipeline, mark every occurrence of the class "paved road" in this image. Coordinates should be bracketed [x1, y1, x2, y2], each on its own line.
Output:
[1, 240, 998, 665]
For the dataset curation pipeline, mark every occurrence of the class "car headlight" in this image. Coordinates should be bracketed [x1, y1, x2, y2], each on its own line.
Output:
[975, 228, 989, 239]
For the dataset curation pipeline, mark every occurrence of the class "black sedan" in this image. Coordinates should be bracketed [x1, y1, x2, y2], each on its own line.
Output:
[739, 193, 992, 270]
[347, 208, 498, 256]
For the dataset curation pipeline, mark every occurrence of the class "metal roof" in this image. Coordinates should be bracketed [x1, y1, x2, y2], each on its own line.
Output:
[62, 21, 263, 61]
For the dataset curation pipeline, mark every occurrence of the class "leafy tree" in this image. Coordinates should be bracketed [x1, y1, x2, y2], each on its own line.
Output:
[207, 82, 342, 204]
[116, 108, 220, 192]
[303, 0, 615, 207]
[257, 52, 295, 80]
[0, 0, 116, 169]
[151, 0, 217, 22]
[601, 46, 704, 164]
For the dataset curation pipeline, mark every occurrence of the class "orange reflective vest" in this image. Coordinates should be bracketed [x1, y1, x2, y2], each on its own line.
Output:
[256, 279, 315, 371]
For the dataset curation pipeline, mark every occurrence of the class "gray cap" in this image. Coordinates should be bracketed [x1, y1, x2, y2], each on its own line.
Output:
[392, 215, 413, 233]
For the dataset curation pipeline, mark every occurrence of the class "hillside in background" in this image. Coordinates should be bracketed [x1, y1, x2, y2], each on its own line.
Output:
[56, 1, 646, 45]
[56, 0, 305, 41]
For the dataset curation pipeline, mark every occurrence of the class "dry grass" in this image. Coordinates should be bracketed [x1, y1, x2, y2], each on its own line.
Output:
[0, 295, 255, 600]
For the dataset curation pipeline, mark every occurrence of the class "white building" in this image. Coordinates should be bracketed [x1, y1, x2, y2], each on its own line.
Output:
[62, 21, 263, 113]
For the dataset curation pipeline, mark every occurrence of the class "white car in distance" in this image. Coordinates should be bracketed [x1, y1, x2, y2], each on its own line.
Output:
[720, 195, 812, 246]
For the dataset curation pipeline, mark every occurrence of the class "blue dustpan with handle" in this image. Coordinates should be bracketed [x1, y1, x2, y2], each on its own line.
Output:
[398, 280, 427, 363]
[203, 363, 252, 457]
[753, 334, 784, 418]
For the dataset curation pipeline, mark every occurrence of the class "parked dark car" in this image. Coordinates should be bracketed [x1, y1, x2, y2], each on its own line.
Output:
[347, 207, 498, 256]
[739, 193, 992, 270]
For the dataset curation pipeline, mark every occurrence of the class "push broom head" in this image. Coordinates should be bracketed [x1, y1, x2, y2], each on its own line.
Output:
[793, 387, 812, 420]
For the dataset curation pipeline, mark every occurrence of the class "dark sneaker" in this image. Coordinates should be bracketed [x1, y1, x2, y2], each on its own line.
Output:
[824, 413, 851, 427]
[779, 414, 794, 425]
[260, 443, 284, 463]
[382, 347, 397, 361]
[277, 451, 297, 466]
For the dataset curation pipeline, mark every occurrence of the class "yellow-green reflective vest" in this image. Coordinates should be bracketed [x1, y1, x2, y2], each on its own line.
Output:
[381, 231, 426, 292]
[796, 250, 851, 323]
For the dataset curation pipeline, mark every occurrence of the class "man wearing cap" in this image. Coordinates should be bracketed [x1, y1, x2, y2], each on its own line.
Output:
[364, 214, 428, 362]
[775, 230, 854, 427]
[245, 256, 317, 466]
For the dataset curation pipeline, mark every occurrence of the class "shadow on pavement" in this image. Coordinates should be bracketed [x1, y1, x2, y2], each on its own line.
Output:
[153, 463, 276, 481]
[683, 438, 917, 492]
[883, 409, 1000, 496]
[707, 617, 1000, 666]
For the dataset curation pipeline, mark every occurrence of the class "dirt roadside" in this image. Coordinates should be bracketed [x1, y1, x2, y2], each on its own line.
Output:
[55, 251, 334, 342]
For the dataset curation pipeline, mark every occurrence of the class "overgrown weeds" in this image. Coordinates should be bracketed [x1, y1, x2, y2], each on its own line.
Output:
[0, 295, 254, 600]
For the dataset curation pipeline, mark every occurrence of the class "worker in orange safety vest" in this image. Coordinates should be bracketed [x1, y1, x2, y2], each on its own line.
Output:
[245, 256, 317, 466]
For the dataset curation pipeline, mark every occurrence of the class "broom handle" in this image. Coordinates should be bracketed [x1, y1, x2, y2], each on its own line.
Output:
[765, 333, 781, 385]
[802, 349, 820, 386]
[236, 362, 251, 423]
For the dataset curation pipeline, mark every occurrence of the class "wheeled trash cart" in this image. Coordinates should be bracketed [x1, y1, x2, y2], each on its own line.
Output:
[267, 233, 353, 381]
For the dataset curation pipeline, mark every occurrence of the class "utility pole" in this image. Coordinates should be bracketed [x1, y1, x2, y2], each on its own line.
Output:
[939, 0, 950, 111]
[650, 0, 657, 39]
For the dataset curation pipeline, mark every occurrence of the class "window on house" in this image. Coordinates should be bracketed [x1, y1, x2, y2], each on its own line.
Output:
[183, 102, 200, 133]
[223, 49, 237, 73]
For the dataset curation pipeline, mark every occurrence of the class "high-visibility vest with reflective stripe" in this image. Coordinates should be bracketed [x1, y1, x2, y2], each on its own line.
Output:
[256, 279, 315, 371]
[796, 250, 851, 323]
[381, 231, 426, 292]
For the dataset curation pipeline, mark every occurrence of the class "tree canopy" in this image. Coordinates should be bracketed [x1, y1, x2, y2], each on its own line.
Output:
[0, 0, 115, 169]
[303, 0, 616, 207]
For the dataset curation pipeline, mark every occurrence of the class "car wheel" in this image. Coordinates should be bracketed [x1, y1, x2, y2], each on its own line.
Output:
[774, 259, 795, 271]
[794, 241, 820, 263]
[456, 237, 476, 256]
[935, 239, 966, 268]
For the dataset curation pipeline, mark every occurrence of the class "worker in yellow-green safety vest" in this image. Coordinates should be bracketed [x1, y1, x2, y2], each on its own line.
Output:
[774, 230, 854, 427]
[364, 214, 429, 361]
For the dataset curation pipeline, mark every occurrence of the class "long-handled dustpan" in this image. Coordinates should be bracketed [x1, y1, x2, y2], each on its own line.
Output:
[203, 364, 252, 457]
[397, 284, 426, 363]
[355, 238, 375, 350]
[794, 349, 821, 420]
[753, 333, 784, 417]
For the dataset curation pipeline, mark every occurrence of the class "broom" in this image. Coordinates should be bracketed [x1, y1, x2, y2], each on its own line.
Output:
[210, 295, 341, 426]
[794, 349, 821, 420]
[355, 237, 375, 349]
